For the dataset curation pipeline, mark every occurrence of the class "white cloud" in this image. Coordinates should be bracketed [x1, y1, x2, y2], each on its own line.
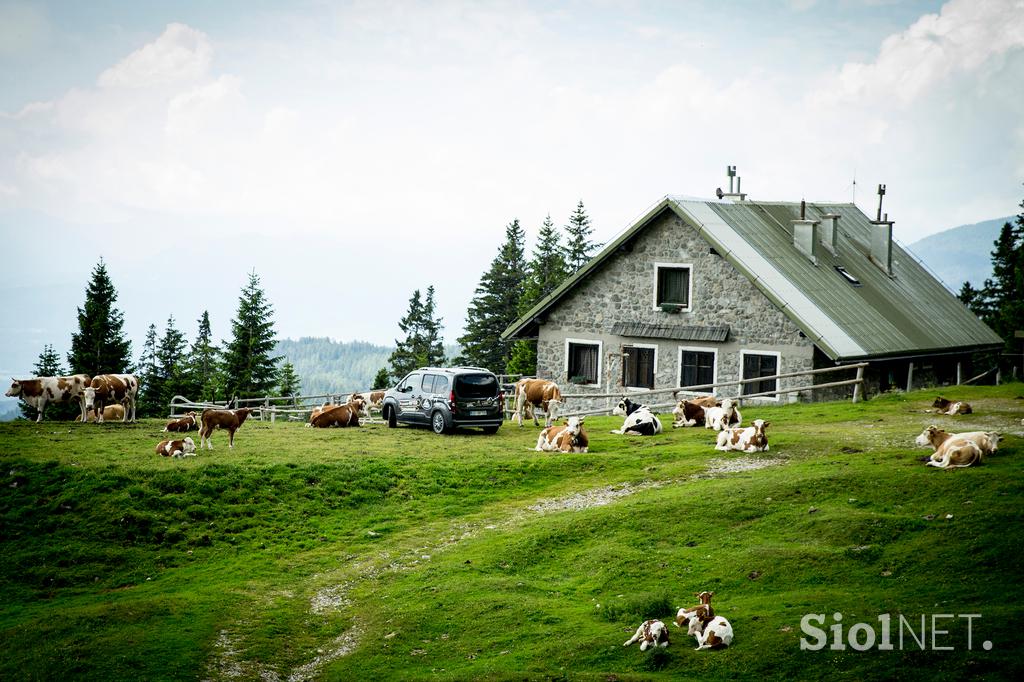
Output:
[97, 22, 212, 89]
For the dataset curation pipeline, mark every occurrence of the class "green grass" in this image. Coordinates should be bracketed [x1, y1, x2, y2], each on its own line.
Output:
[1, 385, 1023, 680]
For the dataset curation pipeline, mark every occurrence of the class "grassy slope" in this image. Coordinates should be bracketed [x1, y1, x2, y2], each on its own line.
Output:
[1, 386, 1022, 681]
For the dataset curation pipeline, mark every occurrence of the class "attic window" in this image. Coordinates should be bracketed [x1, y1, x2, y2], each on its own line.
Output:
[834, 265, 861, 287]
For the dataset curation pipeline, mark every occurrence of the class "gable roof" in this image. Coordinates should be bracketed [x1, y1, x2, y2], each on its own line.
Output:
[502, 196, 1003, 361]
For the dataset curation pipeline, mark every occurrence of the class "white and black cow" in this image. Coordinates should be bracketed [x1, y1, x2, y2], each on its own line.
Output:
[83, 374, 139, 423]
[610, 398, 663, 436]
[6, 374, 91, 422]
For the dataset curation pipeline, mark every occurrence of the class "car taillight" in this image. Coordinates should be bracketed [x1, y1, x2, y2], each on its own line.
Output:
[449, 390, 457, 413]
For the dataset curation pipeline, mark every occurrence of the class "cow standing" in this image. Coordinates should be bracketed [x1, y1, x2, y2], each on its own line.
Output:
[199, 408, 253, 449]
[513, 378, 563, 427]
[76, 405, 126, 423]
[6, 374, 91, 422]
[83, 374, 139, 423]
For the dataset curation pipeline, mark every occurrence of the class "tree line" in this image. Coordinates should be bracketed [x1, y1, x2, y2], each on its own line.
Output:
[958, 196, 1024, 369]
[22, 262, 296, 419]
[379, 200, 599, 385]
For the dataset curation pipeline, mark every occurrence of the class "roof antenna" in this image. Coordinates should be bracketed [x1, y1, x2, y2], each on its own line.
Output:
[875, 183, 886, 222]
[727, 165, 736, 193]
[851, 170, 857, 204]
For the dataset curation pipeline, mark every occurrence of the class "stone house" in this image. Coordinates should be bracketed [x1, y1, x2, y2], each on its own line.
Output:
[501, 193, 1003, 406]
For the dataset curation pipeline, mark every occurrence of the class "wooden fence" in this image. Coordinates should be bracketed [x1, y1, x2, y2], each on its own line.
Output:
[169, 390, 384, 423]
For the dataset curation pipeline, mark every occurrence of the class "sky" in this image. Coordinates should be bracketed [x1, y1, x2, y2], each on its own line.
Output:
[1, 0, 1023, 381]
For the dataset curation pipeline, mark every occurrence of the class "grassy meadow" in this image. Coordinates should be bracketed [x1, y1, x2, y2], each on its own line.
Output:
[1, 385, 1023, 681]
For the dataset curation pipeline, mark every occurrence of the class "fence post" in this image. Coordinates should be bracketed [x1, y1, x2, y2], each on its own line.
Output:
[852, 365, 864, 403]
[956, 362, 962, 385]
[906, 362, 914, 392]
[271, 409, 276, 424]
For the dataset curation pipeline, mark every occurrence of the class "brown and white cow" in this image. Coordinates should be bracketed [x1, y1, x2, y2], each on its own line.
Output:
[932, 396, 973, 415]
[535, 416, 589, 453]
[672, 400, 707, 428]
[309, 397, 365, 428]
[623, 619, 670, 651]
[715, 419, 770, 453]
[353, 391, 386, 414]
[76, 404, 125, 422]
[687, 614, 734, 650]
[164, 411, 199, 432]
[6, 374, 91, 422]
[675, 591, 716, 630]
[915, 425, 999, 469]
[83, 374, 139, 423]
[704, 398, 742, 431]
[199, 408, 253, 449]
[155, 437, 197, 458]
[513, 378, 562, 427]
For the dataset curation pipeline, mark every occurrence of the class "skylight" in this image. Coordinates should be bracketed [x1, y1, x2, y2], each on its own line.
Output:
[835, 265, 861, 286]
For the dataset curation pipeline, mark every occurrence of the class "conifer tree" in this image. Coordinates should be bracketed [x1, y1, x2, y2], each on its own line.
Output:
[457, 219, 527, 372]
[188, 311, 223, 402]
[387, 286, 447, 380]
[563, 200, 599, 273]
[420, 286, 447, 368]
[507, 214, 569, 376]
[136, 324, 161, 416]
[985, 205, 1024, 347]
[372, 367, 391, 390]
[222, 271, 281, 399]
[20, 345, 72, 420]
[68, 259, 133, 375]
[276, 360, 301, 397]
[156, 315, 189, 411]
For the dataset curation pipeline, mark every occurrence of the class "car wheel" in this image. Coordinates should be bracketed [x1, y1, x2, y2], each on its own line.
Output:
[431, 411, 450, 435]
[386, 406, 398, 428]
[482, 425, 500, 434]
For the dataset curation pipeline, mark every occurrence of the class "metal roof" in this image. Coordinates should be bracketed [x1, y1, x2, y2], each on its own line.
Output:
[501, 195, 1003, 361]
[610, 322, 730, 343]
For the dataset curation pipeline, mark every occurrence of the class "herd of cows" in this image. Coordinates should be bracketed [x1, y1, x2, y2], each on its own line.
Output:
[3, 373, 1005, 471]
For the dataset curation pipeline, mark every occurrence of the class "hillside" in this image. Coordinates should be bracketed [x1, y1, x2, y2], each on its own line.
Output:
[1, 386, 1021, 680]
[908, 216, 1012, 289]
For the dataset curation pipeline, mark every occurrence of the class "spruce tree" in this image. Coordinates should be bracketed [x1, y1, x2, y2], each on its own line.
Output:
[222, 271, 281, 399]
[68, 259, 133, 375]
[136, 324, 161, 416]
[277, 360, 301, 397]
[387, 286, 447, 380]
[156, 315, 189, 411]
[420, 286, 447, 368]
[372, 368, 391, 390]
[563, 200, 599, 273]
[20, 345, 73, 420]
[457, 219, 527, 372]
[985, 205, 1024, 347]
[188, 311, 223, 402]
[507, 215, 569, 376]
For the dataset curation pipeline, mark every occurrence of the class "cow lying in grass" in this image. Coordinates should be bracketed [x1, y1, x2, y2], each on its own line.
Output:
[623, 619, 669, 650]
[716, 419, 770, 452]
[915, 425, 999, 469]
[199, 408, 253, 449]
[687, 614, 734, 650]
[535, 416, 588, 453]
[611, 398, 662, 436]
[309, 397, 365, 428]
[932, 396, 973, 415]
[164, 411, 199, 432]
[76, 404, 125, 422]
[705, 398, 741, 431]
[155, 437, 196, 458]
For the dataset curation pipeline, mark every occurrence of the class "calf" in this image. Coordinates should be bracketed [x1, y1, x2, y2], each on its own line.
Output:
[623, 619, 670, 651]
[76, 404, 125, 422]
[164, 411, 199, 432]
[715, 419, 770, 453]
[932, 396, 973, 415]
[704, 398, 742, 431]
[535, 416, 589, 453]
[915, 425, 999, 469]
[155, 437, 197, 458]
[83, 374, 139, 423]
[687, 614, 734, 650]
[513, 378, 563, 427]
[672, 400, 707, 428]
[353, 391, 386, 414]
[307, 402, 334, 426]
[199, 408, 253, 449]
[310, 397, 365, 428]
[6, 374, 91, 422]
[611, 398, 662, 436]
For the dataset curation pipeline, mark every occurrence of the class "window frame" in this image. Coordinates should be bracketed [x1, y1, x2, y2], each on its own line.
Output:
[564, 338, 603, 388]
[652, 262, 693, 312]
[677, 345, 718, 394]
[739, 349, 782, 402]
[622, 343, 659, 390]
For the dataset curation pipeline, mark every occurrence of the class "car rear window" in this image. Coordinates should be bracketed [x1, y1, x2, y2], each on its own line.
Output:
[454, 374, 497, 398]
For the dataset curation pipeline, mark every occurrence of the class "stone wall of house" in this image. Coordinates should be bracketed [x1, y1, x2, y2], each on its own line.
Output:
[535, 208, 816, 413]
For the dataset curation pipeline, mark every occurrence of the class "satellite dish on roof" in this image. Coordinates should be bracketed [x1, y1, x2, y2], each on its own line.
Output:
[715, 187, 724, 199]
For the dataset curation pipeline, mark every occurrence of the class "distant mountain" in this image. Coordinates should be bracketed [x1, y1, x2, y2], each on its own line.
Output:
[907, 216, 1013, 290]
[274, 337, 464, 396]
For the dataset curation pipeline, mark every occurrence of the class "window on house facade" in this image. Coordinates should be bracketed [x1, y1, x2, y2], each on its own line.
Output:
[654, 264, 691, 309]
[741, 352, 780, 399]
[679, 348, 715, 389]
[622, 345, 656, 389]
[567, 341, 600, 385]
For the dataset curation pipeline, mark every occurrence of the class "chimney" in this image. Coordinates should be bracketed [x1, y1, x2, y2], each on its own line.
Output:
[791, 200, 821, 265]
[869, 184, 894, 276]
[718, 165, 747, 201]
[820, 213, 840, 255]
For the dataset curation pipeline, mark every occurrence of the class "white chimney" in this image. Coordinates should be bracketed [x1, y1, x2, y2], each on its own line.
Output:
[820, 213, 840, 255]
[791, 200, 820, 265]
[869, 184, 894, 276]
